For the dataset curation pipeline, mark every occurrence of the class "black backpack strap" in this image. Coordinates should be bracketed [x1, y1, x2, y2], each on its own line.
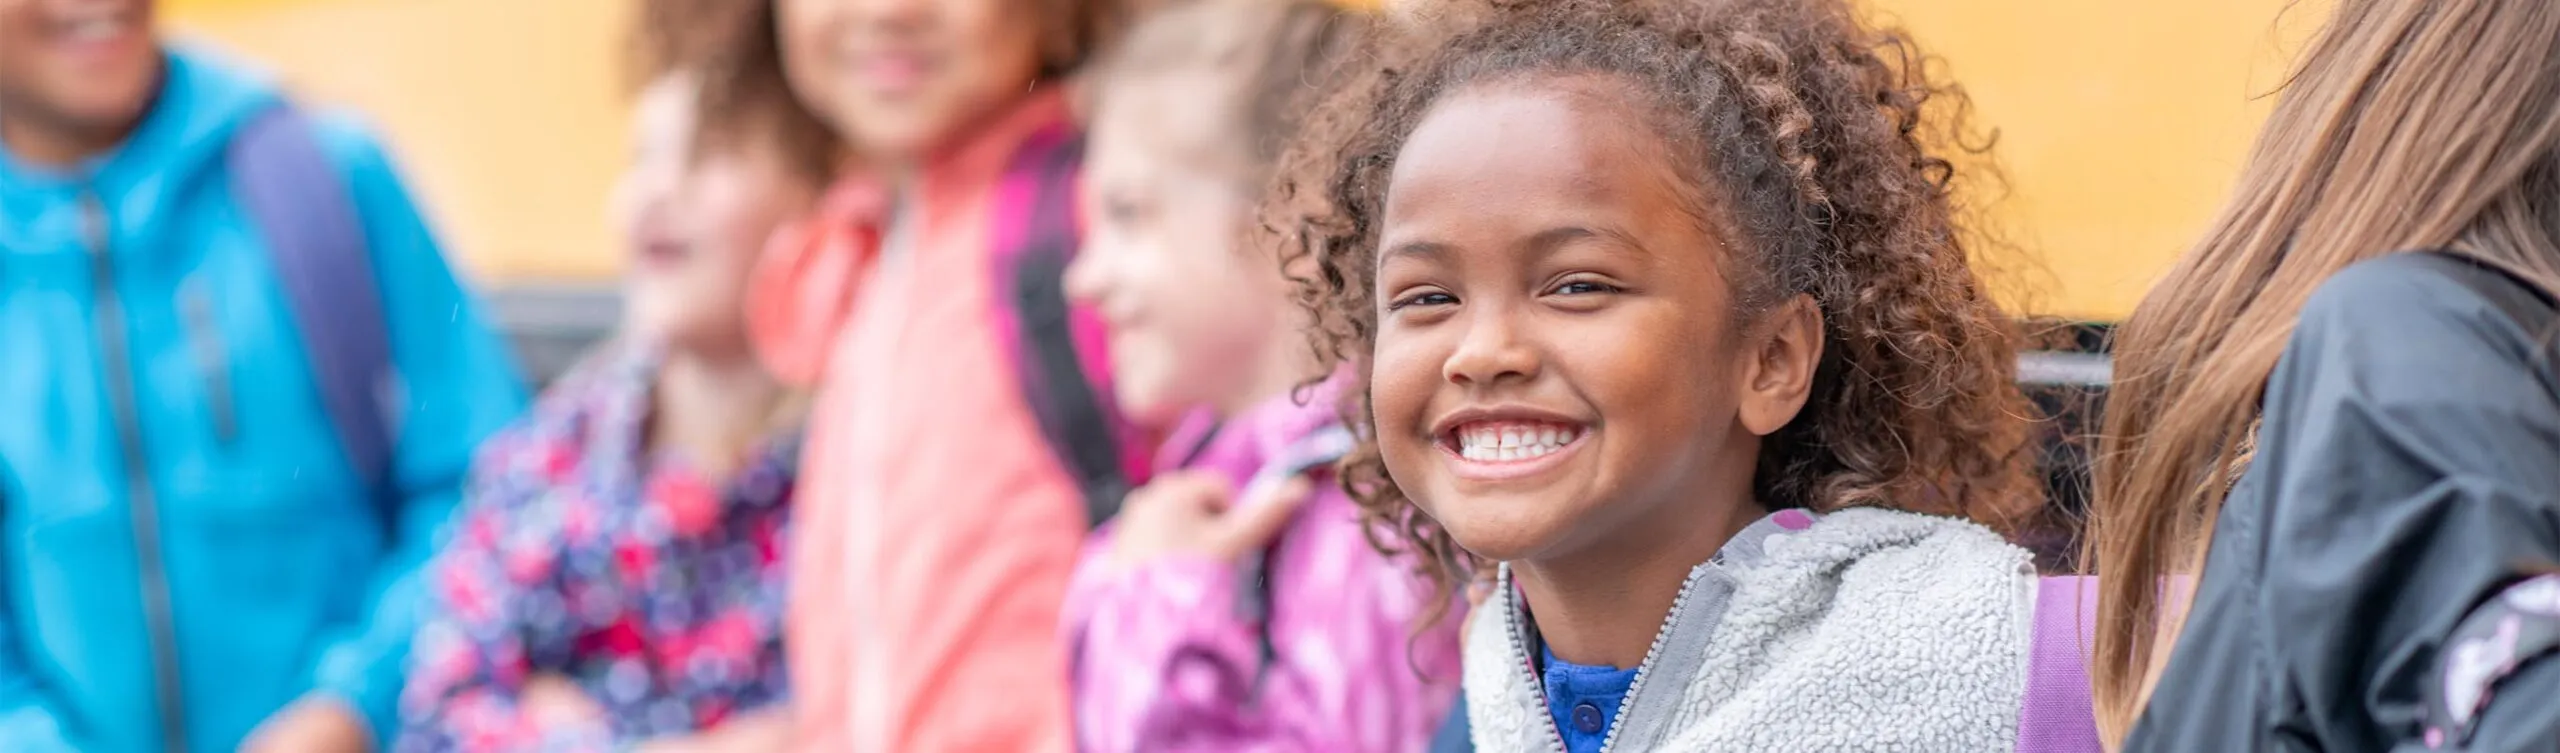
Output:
[997, 127, 1132, 528]
[2409, 251, 2560, 383]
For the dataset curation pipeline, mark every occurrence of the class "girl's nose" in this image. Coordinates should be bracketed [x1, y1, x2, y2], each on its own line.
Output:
[849, 0, 932, 30]
[1443, 310, 1540, 387]
[1061, 244, 1106, 307]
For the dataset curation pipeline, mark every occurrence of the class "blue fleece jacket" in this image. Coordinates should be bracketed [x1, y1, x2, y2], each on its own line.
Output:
[0, 46, 527, 752]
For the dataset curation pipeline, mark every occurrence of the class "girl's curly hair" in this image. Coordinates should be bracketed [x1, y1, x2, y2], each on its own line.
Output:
[1271, 0, 2043, 603]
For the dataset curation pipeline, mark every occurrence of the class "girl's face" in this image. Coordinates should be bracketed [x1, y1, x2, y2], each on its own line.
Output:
[1371, 78, 1809, 564]
[777, 0, 1045, 164]
[613, 77, 818, 358]
[1065, 73, 1289, 426]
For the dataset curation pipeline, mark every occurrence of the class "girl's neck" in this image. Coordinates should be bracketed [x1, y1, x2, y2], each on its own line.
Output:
[878, 161, 924, 193]
[1515, 457, 1767, 669]
[649, 345, 786, 481]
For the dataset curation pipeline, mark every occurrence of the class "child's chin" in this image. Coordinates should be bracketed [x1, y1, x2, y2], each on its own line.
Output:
[1109, 373, 1191, 428]
[1432, 504, 1578, 565]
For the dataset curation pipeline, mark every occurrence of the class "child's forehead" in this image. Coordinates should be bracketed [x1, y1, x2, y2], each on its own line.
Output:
[1420, 73, 1684, 155]
[1093, 70, 1254, 168]
[1393, 79, 1691, 200]
[1385, 99, 1710, 250]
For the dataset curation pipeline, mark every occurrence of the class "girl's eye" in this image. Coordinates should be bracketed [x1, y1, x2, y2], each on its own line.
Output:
[1103, 196, 1148, 225]
[1387, 290, 1457, 311]
[1549, 279, 1620, 296]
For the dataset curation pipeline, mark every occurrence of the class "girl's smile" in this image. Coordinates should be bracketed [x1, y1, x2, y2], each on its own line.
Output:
[1433, 408, 1591, 482]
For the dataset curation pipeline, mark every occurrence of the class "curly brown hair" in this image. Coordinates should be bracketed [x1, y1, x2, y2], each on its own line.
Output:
[631, 0, 841, 185]
[1272, 0, 2042, 601]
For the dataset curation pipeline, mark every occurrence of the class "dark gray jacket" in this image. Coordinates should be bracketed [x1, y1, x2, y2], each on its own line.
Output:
[2126, 252, 2560, 752]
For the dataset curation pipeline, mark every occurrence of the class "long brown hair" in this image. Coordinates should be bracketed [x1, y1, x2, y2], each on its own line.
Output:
[2088, 0, 2560, 741]
[1274, 0, 2042, 617]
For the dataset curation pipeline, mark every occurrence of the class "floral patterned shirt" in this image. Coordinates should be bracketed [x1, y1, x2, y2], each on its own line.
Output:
[396, 346, 794, 752]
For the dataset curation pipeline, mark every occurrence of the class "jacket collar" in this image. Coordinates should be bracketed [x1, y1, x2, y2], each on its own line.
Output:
[1494, 508, 1819, 751]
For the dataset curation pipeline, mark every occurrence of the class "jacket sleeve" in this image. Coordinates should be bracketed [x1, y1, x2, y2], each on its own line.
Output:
[2243, 258, 2560, 752]
[1064, 495, 1461, 752]
[1065, 549, 1278, 751]
[304, 117, 531, 744]
[0, 487, 83, 752]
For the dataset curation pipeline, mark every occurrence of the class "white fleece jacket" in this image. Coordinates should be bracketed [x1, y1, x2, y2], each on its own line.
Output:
[1465, 507, 2039, 752]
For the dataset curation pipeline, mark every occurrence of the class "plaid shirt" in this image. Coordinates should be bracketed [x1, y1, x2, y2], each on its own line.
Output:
[396, 345, 794, 752]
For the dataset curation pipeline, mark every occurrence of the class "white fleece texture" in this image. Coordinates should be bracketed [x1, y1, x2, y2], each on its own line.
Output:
[1466, 507, 2038, 752]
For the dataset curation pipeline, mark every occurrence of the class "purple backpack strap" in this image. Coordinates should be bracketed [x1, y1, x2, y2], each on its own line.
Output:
[2018, 575, 2104, 753]
[228, 104, 395, 495]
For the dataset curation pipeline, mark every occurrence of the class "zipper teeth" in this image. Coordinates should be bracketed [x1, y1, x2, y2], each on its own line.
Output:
[1502, 568, 1569, 753]
[1593, 563, 1709, 753]
[86, 193, 190, 753]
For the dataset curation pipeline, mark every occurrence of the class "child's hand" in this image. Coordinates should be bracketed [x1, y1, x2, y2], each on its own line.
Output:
[241, 695, 371, 753]
[521, 674, 606, 730]
[1109, 470, 1313, 572]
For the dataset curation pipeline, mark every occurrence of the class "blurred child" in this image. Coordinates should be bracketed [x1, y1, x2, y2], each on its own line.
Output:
[1056, 2, 1461, 750]
[752, 0, 1144, 750]
[0, 1, 526, 750]
[394, 3, 834, 747]
[1281, 0, 2098, 750]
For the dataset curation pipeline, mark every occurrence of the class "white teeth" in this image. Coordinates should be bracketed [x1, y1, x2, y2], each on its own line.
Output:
[1454, 423, 1582, 463]
[66, 19, 124, 42]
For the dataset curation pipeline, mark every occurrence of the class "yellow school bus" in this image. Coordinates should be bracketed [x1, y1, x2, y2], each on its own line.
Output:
[161, 0, 2333, 566]
[168, 0, 2331, 322]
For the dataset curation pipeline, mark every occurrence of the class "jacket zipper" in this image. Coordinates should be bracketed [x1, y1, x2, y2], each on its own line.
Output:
[84, 192, 191, 753]
[1590, 564, 1699, 753]
[1505, 562, 1699, 753]
[1500, 569, 1570, 753]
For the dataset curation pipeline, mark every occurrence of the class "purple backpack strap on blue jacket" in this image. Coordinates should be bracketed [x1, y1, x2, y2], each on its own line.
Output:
[2019, 575, 2105, 753]
[228, 104, 395, 495]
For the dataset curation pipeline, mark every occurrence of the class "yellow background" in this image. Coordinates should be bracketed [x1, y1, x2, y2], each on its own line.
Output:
[165, 0, 2332, 319]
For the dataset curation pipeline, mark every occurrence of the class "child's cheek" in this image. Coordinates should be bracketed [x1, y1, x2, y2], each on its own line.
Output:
[1367, 335, 1446, 467]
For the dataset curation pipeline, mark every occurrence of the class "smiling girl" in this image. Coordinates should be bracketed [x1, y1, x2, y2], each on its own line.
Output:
[1279, 0, 2092, 750]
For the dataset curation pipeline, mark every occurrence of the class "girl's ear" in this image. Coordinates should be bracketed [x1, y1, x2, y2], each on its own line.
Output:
[1737, 294, 1822, 437]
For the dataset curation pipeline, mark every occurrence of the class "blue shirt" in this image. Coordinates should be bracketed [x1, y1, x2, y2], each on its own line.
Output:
[1542, 645, 1638, 753]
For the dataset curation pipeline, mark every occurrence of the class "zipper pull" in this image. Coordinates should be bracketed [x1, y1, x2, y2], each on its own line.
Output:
[180, 281, 238, 444]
